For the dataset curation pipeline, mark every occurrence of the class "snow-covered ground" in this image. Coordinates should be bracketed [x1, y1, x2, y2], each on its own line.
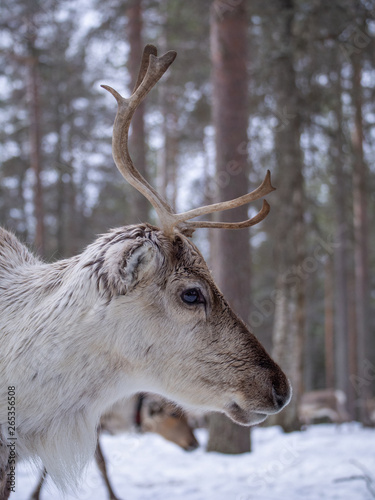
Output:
[14, 423, 375, 500]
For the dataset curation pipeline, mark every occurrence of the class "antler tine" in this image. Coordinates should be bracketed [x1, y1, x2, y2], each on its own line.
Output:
[184, 199, 271, 231]
[174, 170, 275, 225]
[101, 45, 177, 227]
[132, 44, 158, 93]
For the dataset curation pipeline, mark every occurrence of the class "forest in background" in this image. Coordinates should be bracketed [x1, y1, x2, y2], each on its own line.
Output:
[0, 0, 374, 448]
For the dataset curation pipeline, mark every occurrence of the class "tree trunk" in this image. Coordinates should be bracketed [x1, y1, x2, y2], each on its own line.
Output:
[27, 29, 45, 257]
[126, 0, 149, 223]
[324, 258, 335, 390]
[331, 68, 350, 401]
[351, 54, 371, 424]
[207, 0, 251, 454]
[270, 0, 305, 432]
[55, 116, 65, 258]
[56, 162, 65, 256]
[347, 271, 358, 419]
[159, 86, 178, 209]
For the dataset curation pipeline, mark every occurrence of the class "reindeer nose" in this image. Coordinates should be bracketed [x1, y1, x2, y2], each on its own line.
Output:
[272, 376, 292, 410]
[186, 441, 199, 452]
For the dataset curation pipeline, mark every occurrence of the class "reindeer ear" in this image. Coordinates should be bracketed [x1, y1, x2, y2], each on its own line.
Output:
[102, 239, 158, 295]
[122, 242, 157, 288]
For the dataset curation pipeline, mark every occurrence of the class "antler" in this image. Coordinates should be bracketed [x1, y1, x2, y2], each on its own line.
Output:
[102, 44, 275, 236]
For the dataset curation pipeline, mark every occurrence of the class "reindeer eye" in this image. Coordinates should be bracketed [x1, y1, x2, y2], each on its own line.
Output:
[181, 288, 205, 305]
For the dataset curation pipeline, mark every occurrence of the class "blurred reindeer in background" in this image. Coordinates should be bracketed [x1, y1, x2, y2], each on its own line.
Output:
[298, 389, 350, 425]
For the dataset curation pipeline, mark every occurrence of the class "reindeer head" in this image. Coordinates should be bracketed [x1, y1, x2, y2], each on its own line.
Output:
[139, 394, 199, 451]
[98, 45, 291, 426]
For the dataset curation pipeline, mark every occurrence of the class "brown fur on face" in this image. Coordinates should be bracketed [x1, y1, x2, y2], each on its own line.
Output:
[110, 226, 292, 426]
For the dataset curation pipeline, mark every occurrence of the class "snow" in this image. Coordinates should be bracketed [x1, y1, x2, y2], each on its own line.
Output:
[13, 423, 375, 500]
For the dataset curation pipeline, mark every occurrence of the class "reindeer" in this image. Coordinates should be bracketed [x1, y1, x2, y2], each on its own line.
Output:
[100, 394, 198, 451]
[298, 389, 350, 426]
[0, 44, 291, 498]
[30, 394, 198, 500]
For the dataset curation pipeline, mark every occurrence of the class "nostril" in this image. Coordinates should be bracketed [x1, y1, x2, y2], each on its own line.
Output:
[272, 382, 291, 410]
[187, 442, 199, 452]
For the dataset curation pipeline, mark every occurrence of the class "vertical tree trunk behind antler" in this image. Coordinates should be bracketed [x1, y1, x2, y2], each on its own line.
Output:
[270, 0, 306, 433]
[126, 0, 149, 223]
[158, 39, 178, 210]
[207, 0, 251, 454]
[55, 114, 66, 257]
[27, 25, 45, 257]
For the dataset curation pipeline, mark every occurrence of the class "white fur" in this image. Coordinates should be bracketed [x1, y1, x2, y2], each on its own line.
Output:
[0, 228, 154, 489]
